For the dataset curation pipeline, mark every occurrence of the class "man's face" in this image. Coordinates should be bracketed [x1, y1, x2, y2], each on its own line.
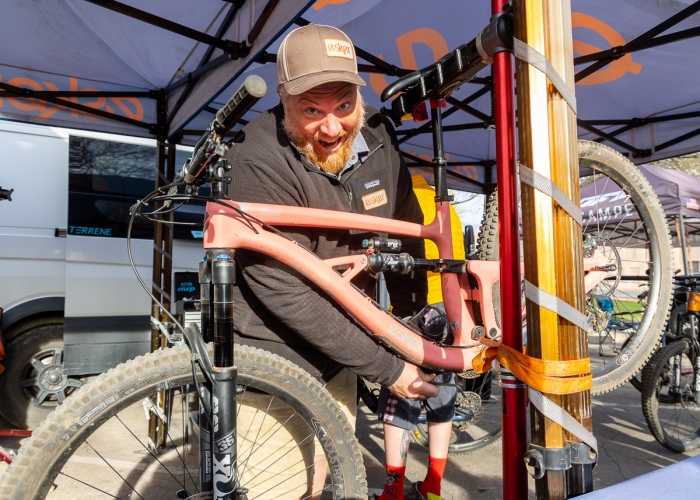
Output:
[282, 82, 365, 175]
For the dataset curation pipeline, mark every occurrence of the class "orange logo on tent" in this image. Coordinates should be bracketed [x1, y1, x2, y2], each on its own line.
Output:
[365, 15, 641, 91]
[370, 28, 448, 97]
[312, 0, 349, 10]
[0, 74, 144, 121]
[572, 12, 642, 85]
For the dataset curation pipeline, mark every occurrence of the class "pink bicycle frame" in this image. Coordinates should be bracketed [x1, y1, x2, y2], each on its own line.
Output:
[204, 199, 609, 372]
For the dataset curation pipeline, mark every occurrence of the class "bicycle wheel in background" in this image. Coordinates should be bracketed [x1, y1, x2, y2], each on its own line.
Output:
[641, 339, 700, 453]
[0, 345, 367, 499]
[477, 140, 674, 396]
[410, 372, 502, 455]
[627, 287, 686, 393]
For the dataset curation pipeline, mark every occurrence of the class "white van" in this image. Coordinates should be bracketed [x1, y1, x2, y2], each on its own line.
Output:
[0, 121, 203, 429]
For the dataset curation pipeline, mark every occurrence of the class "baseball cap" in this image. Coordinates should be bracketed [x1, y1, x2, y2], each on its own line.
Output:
[277, 24, 366, 95]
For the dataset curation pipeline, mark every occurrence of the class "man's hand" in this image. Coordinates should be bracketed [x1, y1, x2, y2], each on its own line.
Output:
[387, 363, 440, 400]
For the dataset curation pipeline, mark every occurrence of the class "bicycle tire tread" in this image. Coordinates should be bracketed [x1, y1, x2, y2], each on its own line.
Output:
[0, 345, 368, 499]
[641, 339, 700, 453]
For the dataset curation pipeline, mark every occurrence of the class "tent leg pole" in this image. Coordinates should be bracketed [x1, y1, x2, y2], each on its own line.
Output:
[679, 214, 691, 274]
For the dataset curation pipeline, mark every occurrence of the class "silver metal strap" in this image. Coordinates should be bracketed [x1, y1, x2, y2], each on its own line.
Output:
[519, 163, 582, 226]
[523, 280, 591, 332]
[513, 38, 577, 114]
[529, 388, 598, 456]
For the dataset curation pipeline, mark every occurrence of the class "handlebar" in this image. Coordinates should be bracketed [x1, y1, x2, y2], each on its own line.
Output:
[380, 13, 512, 127]
[214, 74, 268, 135]
[674, 275, 700, 289]
[181, 74, 267, 185]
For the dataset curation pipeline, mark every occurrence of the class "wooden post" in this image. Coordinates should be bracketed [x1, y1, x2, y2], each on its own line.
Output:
[514, 0, 593, 497]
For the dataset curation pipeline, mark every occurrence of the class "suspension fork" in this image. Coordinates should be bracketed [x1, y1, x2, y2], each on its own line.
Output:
[198, 247, 244, 499]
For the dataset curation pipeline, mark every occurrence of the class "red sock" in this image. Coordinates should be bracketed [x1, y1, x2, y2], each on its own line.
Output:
[419, 456, 447, 499]
[378, 464, 406, 500]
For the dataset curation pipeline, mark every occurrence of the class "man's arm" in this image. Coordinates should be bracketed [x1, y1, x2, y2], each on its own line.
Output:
[236, 251, 406, 386]
[228, 158, 408, 386]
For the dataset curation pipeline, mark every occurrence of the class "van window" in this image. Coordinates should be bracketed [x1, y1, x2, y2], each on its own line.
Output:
[67, 136, 204, 240]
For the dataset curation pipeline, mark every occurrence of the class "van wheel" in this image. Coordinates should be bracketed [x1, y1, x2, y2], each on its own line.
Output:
[0, 325, 85, 429]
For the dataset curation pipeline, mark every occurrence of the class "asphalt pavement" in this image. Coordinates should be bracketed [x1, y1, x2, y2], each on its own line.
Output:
[1, 376, 699, 499]
[359, 377, 700, 499]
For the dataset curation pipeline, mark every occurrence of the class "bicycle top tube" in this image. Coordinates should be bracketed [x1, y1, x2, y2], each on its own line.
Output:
[217, 199, 452, 249]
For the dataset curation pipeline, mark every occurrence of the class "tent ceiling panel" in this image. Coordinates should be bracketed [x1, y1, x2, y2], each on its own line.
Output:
[1, 0, 700, 193]
[0, 0, 313, 138]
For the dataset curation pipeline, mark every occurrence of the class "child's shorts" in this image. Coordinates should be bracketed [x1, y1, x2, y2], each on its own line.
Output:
[376, 371, 457, 430]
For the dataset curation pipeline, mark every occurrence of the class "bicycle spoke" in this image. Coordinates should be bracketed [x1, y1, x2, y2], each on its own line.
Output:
[116, 415, 197, 493]
[55, 472, 122, 499]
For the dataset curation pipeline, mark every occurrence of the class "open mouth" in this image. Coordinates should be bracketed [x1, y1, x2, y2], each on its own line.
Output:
[317, 136, 343, 151]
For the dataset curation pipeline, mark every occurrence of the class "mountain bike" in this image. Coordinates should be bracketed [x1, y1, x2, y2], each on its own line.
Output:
[641, 275, 700, 452]
[0, 14, 673, 499]
[626, 278, 684, 393]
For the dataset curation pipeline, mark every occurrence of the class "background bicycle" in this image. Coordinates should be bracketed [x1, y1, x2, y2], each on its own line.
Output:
[642, 274, 700, 453]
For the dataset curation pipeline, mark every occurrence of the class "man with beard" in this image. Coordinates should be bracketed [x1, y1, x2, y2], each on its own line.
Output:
[224, 24, 439, 498]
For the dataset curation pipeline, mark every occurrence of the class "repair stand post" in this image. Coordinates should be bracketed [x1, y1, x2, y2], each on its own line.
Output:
[513, 0, 594, 497]
[491, 0, 529, 498]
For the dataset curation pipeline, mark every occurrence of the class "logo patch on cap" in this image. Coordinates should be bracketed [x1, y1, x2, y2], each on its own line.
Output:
[325, 38, 354, 60]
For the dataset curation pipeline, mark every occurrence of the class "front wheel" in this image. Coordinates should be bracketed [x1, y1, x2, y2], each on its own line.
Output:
[641, 339, 700, 453]
[477, 140, 674, 396]
[0, 345, 367, 499]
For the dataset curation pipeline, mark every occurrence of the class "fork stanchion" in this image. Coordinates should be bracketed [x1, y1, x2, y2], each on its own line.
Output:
[491, 0, 528, 498]
[208, 247, 242, 498]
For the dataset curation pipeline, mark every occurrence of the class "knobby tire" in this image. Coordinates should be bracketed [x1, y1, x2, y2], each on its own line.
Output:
[0, 344, 368, 499]
[641, 339, 700, 453]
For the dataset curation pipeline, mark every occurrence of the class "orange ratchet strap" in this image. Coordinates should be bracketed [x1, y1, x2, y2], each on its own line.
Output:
[472, 338, 592, 395]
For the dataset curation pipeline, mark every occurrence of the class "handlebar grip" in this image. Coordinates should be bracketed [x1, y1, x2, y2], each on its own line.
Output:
[380, 72, 421, 103]
[214, 74, 268, 135]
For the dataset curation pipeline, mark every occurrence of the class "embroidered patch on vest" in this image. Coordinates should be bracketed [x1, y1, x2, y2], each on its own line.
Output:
[364, 179, 380, 189]
[362, 189, 388, 211]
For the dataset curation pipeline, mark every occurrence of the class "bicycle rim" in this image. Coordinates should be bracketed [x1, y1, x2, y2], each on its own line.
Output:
[478, 140, 673, 396]
[411, 373, 502, 455]
[642, 340, 700, 453]
[0, 345, 367, 499]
